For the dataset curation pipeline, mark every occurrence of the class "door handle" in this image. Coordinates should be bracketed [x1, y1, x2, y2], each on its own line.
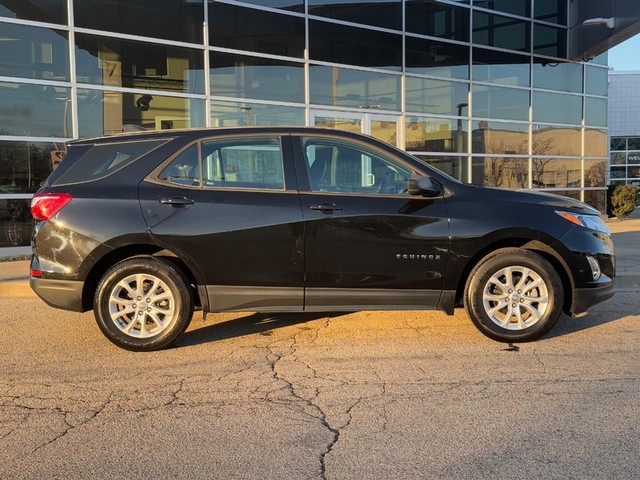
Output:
[309, 203, 343, 214]
[160, 197, 195, 207]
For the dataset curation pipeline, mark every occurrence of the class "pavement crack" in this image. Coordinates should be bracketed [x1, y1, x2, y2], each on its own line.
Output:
[533, 349, 547, 374]
[28, 392, 114, 456]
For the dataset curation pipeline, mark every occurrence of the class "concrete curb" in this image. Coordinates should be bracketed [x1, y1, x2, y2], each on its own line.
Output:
[0, 261, 33, 298]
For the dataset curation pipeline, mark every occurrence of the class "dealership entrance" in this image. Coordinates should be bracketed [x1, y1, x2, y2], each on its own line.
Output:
[310, 110, 402, 148]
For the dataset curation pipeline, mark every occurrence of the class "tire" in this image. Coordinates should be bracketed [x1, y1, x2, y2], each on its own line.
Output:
[464, 248, 563, 343]
[94, 256, 194, 351]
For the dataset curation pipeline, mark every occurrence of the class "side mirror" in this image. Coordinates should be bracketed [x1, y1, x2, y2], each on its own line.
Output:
[407, 175, 442, 197]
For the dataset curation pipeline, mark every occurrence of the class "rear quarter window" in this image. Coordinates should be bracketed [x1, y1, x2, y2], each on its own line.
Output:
[53, 138, 168, 185]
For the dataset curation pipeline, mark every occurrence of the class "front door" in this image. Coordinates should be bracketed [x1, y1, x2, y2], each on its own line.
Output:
[292, 132, 450, 311]
[310, 110, 402, 148]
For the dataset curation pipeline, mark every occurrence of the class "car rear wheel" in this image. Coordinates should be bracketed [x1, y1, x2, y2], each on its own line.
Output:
[94, 256, 194, 351]
[464, 248, 563, 343]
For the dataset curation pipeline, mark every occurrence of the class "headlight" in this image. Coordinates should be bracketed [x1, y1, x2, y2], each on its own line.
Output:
[555, 211, 610, 234]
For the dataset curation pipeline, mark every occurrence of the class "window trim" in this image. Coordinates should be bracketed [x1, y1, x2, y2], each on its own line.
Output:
[148, 133, 292, 192]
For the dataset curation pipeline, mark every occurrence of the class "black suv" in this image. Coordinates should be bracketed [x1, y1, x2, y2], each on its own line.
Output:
[30, 127, 615, 351]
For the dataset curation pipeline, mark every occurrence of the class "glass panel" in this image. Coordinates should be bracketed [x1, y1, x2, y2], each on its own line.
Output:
[533, 61, 582, 93]
[0, 82, 70, 137]
[584, 128, 606, 157]
[610, 152, 626, 165]
[585, 97, 607, 127]
[610, 166, 626, 179]
[628, 152, 640, 164]
[472, 84, 529, 121]
[0, 197, 32, 247]
[628, 165, 640, 178]
[0, 141, 57, 195]
[585, 66, 608, 96]
[77, 89, 206, 138]
[472, 121, 528, 154]
[531, 158, 581, 188]
[56, 139, 168, 185]
[210, 52, 304, 103]
[610, 137, 626, 151]
[405, 77, 468, 115]
[0, 23, 69, 81]
[628, 138, 640, 150]
[534, 23, 567, 57]
[309, 0, 402, 31]
[405, 36, 469, 79]
[0, 0, 67, 24]
[473, 12, 530, 52]
[371, 119, 398, 146]
[584, 159, 606, 187]
[583, 190, 606, 214]
[533, 92, 581, 125]
[211, 101, 305, 127]
[405, 117, 467, 153]
[414, 154, 466, 182]
[74, 0, 204, 44]
[159, 145, 200, 187]
[314, 115, 363, 135]
[405, 0, 470, 41]
[201, 137, 285, 190]
[471, 157, 529, 188]
[474, 0, 530, 18]
[75, 33, 205, 94]
[473, 48, 530, 87]
[302, 136, 413, 194]
[210, 4, 304, 58]
[309, 20, 402, 71]
[309, 65, 401, 110]
[220, 0, 304, 13]
[532, 125, 581, 156]
[534, 0, 567, 25]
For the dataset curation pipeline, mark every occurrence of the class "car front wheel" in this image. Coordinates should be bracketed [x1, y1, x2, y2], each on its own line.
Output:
[464, 248, 564, 343]
[94, 256, 194, 351]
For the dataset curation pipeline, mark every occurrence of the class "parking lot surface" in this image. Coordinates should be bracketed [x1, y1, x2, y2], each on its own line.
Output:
[1, 220, 639, 479]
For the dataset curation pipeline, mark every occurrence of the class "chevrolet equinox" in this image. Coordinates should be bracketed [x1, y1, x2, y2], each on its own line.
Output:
[29, 127, 615, 351]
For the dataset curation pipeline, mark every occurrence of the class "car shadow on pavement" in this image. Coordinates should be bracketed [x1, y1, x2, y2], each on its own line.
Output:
[178, 312, 345, 347]
[543, 311, 627, 340]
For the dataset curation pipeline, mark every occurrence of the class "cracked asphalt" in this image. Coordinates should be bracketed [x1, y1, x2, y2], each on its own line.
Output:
[1, 228, 639, 479]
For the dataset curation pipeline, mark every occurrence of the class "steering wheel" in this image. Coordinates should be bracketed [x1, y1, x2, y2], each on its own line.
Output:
[377, 172, 398, 194]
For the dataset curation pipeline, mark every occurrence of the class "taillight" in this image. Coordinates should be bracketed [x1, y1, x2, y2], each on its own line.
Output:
[31, 193, 72, 221]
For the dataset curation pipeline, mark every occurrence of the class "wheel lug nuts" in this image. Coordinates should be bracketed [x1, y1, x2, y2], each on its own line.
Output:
[133, 304, 137, 309]
[137, 296, 142, 301]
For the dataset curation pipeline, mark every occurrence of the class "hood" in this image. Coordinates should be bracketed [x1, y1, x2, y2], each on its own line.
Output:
[474, 186, 601, 215]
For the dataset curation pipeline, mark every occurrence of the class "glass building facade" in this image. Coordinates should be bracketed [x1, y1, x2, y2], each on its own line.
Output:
[608, 72, 640, 190]
[0, 0, 609, 251]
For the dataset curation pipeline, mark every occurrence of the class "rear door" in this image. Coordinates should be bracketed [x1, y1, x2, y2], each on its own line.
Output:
[293, 134, 450, 310]
[138, 134, 305, 312]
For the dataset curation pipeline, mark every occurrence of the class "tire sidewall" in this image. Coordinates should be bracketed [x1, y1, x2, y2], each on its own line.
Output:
[94, 257, 193, 351]
[465, 250, 563, 342]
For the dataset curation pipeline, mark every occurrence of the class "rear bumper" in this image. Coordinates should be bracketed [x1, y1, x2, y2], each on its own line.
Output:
[571, 281, 615, 315]
[30, 277, 85, 312]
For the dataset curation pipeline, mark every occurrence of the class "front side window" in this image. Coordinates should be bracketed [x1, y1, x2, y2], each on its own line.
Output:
[303, 137, 413, 195]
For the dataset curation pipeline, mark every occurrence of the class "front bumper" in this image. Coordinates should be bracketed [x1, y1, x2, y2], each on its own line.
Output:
[30, 277, 84, 312]
[571, 280, 615, 315]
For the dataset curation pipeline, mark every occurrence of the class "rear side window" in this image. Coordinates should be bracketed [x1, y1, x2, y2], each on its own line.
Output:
[158, 137, 285, 190]
[202, 138, 284, 190]
[53, 139, 168, 185]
